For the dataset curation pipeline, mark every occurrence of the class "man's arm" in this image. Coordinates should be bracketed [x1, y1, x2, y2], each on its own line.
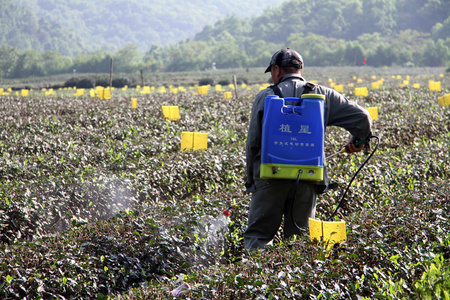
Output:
[320, 86, 373, 152]
[245, 90, 271, 189]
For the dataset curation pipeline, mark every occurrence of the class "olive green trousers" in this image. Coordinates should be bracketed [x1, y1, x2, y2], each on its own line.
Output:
[244, 179, 317, 250]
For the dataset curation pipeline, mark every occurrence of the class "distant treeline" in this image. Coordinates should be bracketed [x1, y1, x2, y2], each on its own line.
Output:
[1, 33, 448, 79]
[1, 0, 449, 78]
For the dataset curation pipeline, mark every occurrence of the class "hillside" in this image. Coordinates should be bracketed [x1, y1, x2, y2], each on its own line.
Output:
[3, 0, 285, 56]
[195, 0, 450, 43]
[0, 0, 449, 78]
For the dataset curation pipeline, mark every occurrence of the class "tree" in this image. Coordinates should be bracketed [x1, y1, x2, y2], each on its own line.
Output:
[0, 46, 19, 78]
[10, 49, 45, 78]
[343, 41, 365, 66]
[420, 39, 450, 67]
[113, 44, 143, 73]
[210, 31, 247, 69]
[143, 45, 164, 72]
[368, 45, 396, 67]
[73, 50, 111, 73]
[41, 51, 72, 75]
[431, 17, 450, 41]
[361, 0, 397, 35]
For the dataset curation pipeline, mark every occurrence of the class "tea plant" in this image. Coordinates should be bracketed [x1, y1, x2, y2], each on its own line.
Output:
[0, 71, 449, 299]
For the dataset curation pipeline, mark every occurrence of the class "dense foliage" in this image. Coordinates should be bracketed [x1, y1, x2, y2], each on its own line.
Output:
[1, 0, 450, 78]
[0, 67, 449, 298]
[4, 0, 284, 55]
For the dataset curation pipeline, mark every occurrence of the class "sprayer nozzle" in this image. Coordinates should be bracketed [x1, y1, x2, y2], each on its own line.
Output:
[223, 210, 231, 217]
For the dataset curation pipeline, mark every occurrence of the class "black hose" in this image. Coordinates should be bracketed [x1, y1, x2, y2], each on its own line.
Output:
[290, 169, 304, 232]
[326, 135, 380, 221]
[290, 135, 380, 230]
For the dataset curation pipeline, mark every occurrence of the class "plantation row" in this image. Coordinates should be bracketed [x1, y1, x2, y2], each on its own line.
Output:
[0, 71, 449, 298]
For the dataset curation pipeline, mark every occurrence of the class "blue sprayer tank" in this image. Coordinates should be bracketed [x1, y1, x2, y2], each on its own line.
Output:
[260, 94, 325, 181]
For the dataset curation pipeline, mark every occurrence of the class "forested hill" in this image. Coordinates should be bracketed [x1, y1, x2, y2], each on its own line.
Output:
[196, 0, 450, 43]
[1, 0, 449, 78]
[3, 0, 285, 56]
[187, 0, 450, 69]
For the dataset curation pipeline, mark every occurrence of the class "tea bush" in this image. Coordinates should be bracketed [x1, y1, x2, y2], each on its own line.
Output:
[0, 70, 449, 299]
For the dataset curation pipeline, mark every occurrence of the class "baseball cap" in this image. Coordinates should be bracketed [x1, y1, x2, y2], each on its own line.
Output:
[264, 48, 303, 73]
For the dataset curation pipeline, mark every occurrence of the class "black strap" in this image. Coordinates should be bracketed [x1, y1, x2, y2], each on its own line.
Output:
[270, 80, 317, 98]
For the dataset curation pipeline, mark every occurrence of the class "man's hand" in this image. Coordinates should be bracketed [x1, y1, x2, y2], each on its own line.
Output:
[344, 137, 367, 153]
[344, 142, 365, 153]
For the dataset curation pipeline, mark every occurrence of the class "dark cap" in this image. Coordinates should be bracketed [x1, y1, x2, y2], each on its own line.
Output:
[264, 48, 303, 73]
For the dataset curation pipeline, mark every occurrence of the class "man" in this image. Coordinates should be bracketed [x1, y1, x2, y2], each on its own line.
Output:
[244, 48, 372, 250]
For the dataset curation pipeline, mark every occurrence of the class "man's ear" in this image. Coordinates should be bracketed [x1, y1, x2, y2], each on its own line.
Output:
[273, 65, 281, 76]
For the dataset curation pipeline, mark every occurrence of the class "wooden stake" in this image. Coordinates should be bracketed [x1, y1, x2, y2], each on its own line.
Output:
[140, 70, 144, 87]
[109, 58, 113, 95]
[233, 75, 239, 99]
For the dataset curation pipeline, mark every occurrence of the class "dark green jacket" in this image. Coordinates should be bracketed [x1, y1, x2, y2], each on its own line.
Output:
[245, 73, 373, 192]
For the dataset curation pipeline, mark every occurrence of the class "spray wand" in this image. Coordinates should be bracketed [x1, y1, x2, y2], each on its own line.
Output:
[326, 135, 380, 221]
[326, 138, 368, 160]
[223, 198, 248, 217]
[290, 135, 380, 231]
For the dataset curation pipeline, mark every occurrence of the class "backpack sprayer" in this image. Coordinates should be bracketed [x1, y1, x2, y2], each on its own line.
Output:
[222, 94, 379, 252]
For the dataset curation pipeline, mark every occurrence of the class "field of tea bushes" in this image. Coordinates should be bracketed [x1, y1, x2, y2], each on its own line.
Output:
[0, 69, 449, 299]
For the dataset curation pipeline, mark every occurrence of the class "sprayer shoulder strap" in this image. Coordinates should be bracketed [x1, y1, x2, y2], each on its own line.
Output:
[270, 80, 317, 98]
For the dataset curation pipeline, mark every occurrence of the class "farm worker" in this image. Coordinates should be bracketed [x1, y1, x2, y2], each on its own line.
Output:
[244, 48, 373, 250]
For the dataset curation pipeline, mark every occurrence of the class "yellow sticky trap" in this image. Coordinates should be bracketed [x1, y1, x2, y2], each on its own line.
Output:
[446, 94, 450, 106]
[181, 132, 194, 151]
[439, 94, 450, 107]
[131, 98, 137, 109]
[45, 89, 55, 96]
[334, 84, 343, 92]
[197, 86, 208, 95]
[355, 87, 368, 97]
[97, 88, 104, 99]
[103, 88, 111, 100]
[140, 86, 151, 94]
[181, 132, 208, 151]
[309, 218, 347, 251]
[366, 107, 378, 121]
[74, 89, 85, 96]
[21, 89, 29, 96]
[429, 81, 441, 92]
[162, 106, 180, 121]
[413, 83, 420, 89]
[193, 133, 208, 150]
[224, 92, 232, 99]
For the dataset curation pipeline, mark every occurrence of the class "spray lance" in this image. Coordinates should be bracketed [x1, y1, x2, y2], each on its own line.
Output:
[326, 138, 369, 160]
[325, 135, 380, 221]
[223, 198, 248, 217]
[290, 135, 380, 230]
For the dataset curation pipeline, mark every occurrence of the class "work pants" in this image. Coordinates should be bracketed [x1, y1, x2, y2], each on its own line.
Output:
[244, 179, 317, 250]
